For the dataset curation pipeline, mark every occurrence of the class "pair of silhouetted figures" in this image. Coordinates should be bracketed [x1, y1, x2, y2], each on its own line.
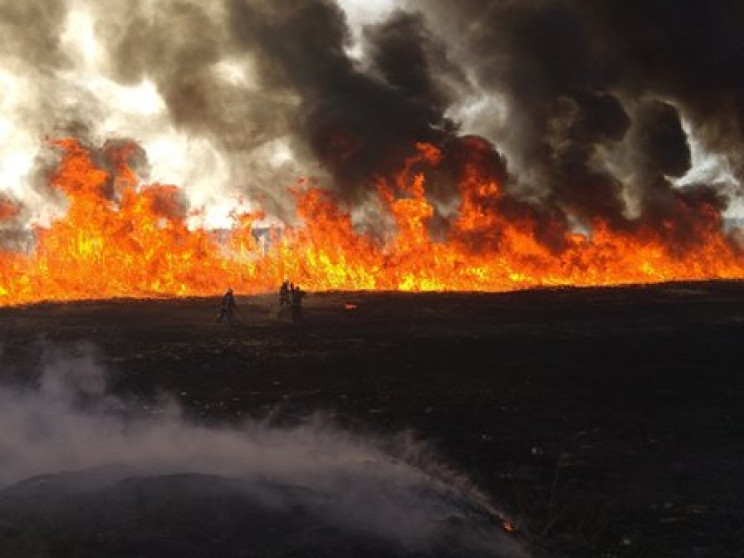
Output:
[216, 283, 304, 327]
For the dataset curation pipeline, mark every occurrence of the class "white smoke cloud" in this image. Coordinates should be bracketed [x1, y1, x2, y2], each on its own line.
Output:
[336, 0, 397, 59]
[0, 341, 527, 556]
[0, 0, 308, 229]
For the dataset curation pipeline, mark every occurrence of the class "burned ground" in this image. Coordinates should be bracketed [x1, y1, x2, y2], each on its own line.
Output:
[1, 284, 743, 557]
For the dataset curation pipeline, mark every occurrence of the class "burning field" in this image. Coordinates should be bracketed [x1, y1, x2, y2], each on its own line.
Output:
[2, 2, 744, 303]
[2, 136, 744, 305]
[2, 0, 744, 556]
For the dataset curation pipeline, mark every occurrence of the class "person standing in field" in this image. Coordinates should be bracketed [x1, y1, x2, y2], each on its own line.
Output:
[216, 287, 238, 326]
[290, 284, 305, 327]
[279, 280, 290, 306]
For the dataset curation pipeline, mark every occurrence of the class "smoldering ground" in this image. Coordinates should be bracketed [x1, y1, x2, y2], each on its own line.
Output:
[0, 341, 527, 557]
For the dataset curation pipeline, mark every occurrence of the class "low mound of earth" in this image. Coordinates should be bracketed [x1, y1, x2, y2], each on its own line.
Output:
[2, 281, 744, 556]
[0, 468, 513, 558]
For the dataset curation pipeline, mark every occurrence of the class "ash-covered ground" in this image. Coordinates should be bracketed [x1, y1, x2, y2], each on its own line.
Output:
[1, 283, 743, 557]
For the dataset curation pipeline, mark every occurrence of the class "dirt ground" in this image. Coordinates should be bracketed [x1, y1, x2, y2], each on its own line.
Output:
[1, 282, 743, 557]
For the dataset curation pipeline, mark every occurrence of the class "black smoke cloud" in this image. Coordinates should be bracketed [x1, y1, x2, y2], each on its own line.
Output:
[1, 0, 742, 244]
[227, 1, 462, 202]
[405, 0, 744, 235]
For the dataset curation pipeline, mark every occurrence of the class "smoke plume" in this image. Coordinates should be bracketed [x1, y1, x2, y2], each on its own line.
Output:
[0, 341, 526, 556]
[407, 0, 744, 229]
[0, 0, 742, 241]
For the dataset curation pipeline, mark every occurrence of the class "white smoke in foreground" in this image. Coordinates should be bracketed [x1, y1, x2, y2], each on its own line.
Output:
[0, 341, 527, 557]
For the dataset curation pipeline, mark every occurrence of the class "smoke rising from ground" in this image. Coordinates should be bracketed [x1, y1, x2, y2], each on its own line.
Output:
[0, 0, 742, 242]
[0, 340, 526, 556]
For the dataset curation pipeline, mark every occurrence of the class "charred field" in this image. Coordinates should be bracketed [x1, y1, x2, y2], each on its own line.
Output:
[1, 282, 743, 557]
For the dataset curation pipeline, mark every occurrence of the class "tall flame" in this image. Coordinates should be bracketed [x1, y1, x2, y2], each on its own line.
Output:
[1, 138, 742, 305]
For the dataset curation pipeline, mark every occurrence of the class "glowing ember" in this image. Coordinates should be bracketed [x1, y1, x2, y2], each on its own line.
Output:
[0, 138, 743, 306]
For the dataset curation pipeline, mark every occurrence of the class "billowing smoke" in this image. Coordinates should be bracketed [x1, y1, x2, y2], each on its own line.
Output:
[406, 0, 744, 231]
[0, 0, 742, 242]
[0, 341, 526, 556]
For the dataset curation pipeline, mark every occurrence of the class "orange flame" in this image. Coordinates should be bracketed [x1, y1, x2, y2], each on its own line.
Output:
[0, 138, 742, 305]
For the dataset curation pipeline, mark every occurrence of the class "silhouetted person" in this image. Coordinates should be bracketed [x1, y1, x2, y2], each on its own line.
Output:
[290, 284, 305, 327]
[216, 287, 238, 326]
[279, 280, 290, 306]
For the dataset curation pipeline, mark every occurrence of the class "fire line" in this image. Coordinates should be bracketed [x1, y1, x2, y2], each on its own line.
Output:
[1, 138, 743, 306]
